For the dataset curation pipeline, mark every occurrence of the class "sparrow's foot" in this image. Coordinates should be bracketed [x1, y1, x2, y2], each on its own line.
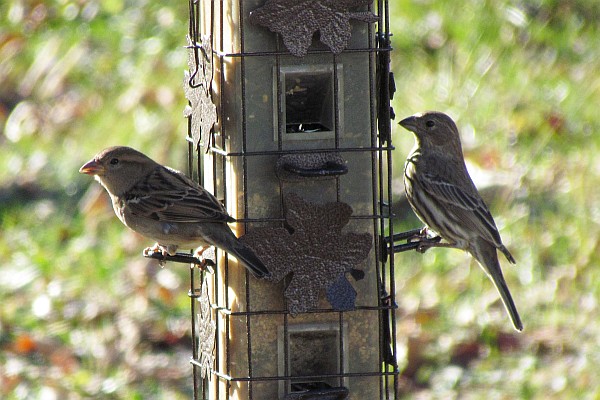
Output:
[143, 243, 178, 256]
[143, 243, 179, 266]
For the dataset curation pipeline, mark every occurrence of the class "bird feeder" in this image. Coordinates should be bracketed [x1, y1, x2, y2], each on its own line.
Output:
[183, 0, 398, 399]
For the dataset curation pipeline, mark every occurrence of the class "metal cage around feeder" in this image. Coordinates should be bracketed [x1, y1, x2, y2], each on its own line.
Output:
[183, 0, 398, 399]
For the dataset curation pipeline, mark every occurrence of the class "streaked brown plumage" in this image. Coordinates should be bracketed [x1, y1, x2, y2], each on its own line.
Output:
[400, 111, 522, 331]
[79, 146, 269, 278]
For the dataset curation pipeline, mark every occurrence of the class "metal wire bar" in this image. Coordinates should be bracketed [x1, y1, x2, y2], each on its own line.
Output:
[190, 266, 200, 398]
[235, 213, 389, 223]
[274, 32, 291, 400]
[208, 369, 400, 382]
[213, 47, 388, 58]
[214, 4, 223, 399]
[209, 145, 396, 157]
[212, 303, 398, 317]
[337, 311, 345, 388]
[144, 251, 215, 268]
[236, 2, 257, 398]
[187, 0, 203, 397]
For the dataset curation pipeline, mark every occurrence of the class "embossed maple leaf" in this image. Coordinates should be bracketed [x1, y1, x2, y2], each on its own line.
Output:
[196, 275, 215, 379]
[250, 0, 378, 57]
[241, 193, 372, 314]
[183, 35, 217, 151]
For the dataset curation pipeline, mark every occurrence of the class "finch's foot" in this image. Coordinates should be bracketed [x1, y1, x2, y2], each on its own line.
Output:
[416, 239, 435, 254]
[415, 237, 455, 253]
[405, 227, 439, 253]
[407, 226, 431, 242]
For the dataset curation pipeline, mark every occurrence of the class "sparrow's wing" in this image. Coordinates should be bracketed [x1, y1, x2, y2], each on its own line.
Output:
[420, 173, 503, 245]
[124, 166, 234, 223]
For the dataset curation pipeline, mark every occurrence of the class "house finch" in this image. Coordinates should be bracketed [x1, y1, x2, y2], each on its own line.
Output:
[400, 111, 522, 331]
[79, 146, 269, 278]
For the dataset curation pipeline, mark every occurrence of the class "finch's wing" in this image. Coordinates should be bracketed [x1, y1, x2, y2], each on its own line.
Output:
[123, 166, 234, 223]
[420, 173, 503, 245]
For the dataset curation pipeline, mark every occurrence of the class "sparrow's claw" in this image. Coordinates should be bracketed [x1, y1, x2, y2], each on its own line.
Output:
[143, 243, 163, 257]
[143, 243, 178, 256]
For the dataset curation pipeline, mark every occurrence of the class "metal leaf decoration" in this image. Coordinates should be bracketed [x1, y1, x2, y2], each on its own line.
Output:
[241, 193, 372, 314]
[249, 0, 378, 57]
[183, 35, 217, 152]
[196, 274, 215, 379]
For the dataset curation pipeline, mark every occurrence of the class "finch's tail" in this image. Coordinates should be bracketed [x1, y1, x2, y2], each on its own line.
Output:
[499, 244, 516, 264]
[470, 238, 523, 331]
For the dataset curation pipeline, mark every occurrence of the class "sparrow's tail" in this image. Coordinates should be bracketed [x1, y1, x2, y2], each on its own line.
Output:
[206, 224, 270, 278]
[470, 238, 523, 331]
[228, 243, 270, 278]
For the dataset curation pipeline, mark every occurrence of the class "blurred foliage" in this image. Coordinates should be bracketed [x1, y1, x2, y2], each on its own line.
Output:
[1, 0, 600, 399]
[1, 0, 192, 398]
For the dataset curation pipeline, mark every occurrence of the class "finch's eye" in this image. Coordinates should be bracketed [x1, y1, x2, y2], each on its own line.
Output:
[110, 158, 119, 165]
[425, 120, 435, 128]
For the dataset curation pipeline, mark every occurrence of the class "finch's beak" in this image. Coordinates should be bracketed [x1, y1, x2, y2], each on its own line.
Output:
[399, 115, 418, 132]
[79, 159, 104, 175]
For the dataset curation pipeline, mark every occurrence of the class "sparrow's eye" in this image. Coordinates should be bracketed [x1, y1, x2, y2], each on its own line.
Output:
[425, 120, 435, 128]
[110, 158, 119, 165]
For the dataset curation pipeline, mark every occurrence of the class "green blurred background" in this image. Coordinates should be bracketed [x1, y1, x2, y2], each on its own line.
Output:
[1, 0, 600, 398]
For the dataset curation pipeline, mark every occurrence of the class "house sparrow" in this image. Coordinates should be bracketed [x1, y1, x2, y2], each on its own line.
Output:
[400, 111, 522, 331]
[79, 146, 269, 278]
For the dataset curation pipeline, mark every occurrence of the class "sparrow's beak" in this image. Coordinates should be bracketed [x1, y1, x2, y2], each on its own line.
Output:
[399, 115, 418, 132]
[79, 159, 104, 175]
